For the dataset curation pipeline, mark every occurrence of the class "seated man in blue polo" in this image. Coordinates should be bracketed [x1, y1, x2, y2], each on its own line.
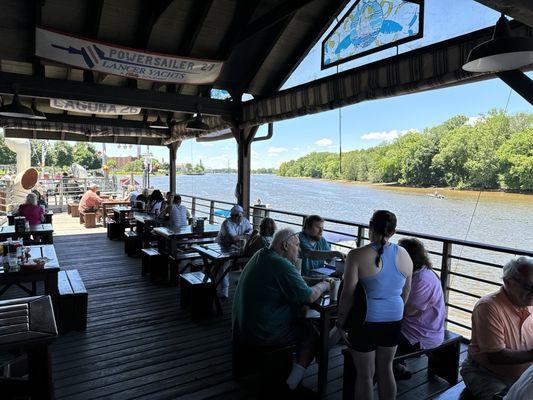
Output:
[299, 214, 345, 277]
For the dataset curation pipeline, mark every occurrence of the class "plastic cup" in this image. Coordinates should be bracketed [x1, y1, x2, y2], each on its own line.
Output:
[330, 278, 341, 301]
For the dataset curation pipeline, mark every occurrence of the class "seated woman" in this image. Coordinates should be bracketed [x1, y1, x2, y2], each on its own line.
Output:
[395, 238, 445, 379]
[147, 189, 164, 216]
[18, 193, 44, 225]
[32, 189, 47, 211]
[244, 217, 277, 257]
[158, 194, 189, 231]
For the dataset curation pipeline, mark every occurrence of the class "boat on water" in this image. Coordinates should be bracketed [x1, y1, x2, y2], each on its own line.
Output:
[427, 191, 446, 199]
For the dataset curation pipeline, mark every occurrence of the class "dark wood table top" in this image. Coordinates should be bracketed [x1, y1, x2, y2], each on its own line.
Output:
[153, 224, 219, 239]
[112, 206, 132, 213]
[134, 212, 156, 223]
[0, 295, 58, 350]
[0, 223, 54, 236]
[7, 210, 53, 217]
[191, 243, 241, 262]
[0, 245, 60, 274]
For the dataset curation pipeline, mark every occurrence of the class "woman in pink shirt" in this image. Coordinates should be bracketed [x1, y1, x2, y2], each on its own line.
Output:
[395, 238, 445, 379]
[18, 193, 44, 225]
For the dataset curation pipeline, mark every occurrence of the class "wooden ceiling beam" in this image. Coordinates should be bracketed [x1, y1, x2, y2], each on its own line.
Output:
[264, 0, 349, 94]
[236, 17, 293, 95]
[475, 0, 533, 27]
[234, 0, 315, 46]
[0, 72, 235, 116]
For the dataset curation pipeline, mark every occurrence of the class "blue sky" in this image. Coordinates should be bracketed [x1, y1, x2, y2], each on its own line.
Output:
[103, 0, 532, 168]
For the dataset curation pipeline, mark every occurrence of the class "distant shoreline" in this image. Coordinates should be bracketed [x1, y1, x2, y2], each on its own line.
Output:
[272, 175, 533, 196]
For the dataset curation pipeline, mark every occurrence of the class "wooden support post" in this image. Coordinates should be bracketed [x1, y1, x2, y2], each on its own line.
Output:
[209, 201, 215, 224]
[356, 226, 364, 248]
[441, 241, 453, 328]
[234, 126, 258, 218]
[168, 141, 181, 194]
[191, 197, 196, 216]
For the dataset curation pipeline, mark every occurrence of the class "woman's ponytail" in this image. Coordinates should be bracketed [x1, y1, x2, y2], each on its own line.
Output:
[369, 210, 397, 268]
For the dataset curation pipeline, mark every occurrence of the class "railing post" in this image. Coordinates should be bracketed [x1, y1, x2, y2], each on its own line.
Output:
[209, 201, 215, 224]
[191, 197, 196, 216]
[441, 241, 453, 327]
[356, 226, 364, 248]
[59, 180, 64, 212]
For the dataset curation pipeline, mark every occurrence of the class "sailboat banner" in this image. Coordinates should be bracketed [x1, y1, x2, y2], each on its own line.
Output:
[35, 27, 223, 84]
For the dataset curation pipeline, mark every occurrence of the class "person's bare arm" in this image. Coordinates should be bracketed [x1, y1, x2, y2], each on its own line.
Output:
[398, 246, 413, 304]
[487, 349, 533, 365]
[301, 249, 345, 261]
[404, 303, 419, 317]
[336, 250, 358, 327]
[307, 281, 330, 303]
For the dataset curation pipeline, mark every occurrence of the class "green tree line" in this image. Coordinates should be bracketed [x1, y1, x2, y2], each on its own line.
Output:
[278, 111, 533, 190]
[0, 137, 102, 170]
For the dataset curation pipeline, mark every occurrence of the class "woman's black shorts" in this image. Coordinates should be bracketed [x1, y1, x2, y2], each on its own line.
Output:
[347, 321, 402, 352]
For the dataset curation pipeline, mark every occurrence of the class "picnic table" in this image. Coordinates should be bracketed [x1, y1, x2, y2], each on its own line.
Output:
[190, 243, 247, 315]
[0, 245, 60, 308]
[101, 200, 130, 227]
[0, 295, 58, 400]
[112, 206, 133, 224]
[153, 224, 219, 256]
[0, 223, 54, 244]
[134, 213, 158, 246]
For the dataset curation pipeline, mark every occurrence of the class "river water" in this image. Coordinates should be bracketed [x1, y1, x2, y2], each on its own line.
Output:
[144, 173, 531, 335]
[147, 173, 532, 250]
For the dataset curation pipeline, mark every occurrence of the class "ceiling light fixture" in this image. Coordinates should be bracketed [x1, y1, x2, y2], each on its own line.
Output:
[186, 113, 210, 131]
[148, 114, 169, 129]
[0, 93, 36, 118]
[31, 99, 47, 120]
[463, 14, 533, 73]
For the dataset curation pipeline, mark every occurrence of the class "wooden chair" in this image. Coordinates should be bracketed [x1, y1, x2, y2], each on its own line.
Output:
[57, 270, 88, 332]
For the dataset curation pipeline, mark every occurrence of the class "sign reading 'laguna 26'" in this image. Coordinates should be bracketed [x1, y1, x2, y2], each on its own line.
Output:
[35, 27, 223, 84]
[50, 99, 141, 115]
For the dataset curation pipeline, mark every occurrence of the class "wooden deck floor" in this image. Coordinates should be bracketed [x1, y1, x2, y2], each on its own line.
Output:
[4, 213, 467, 399]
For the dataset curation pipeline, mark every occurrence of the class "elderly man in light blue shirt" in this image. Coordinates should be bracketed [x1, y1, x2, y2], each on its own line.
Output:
[216, 205, 253, 298]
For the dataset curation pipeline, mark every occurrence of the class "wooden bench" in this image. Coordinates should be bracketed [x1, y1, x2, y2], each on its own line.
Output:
[69, 203, 79, 217]
[57, 269, 88, 332]
[79, 211, 96, 228]
[106, 218, 122, 240]
[179, 271, 215, 317]
[124, 231, 140, 257]
[141, 248, 165, 279]
[169, 252, 204, 284]
[343, 330, 462, 400]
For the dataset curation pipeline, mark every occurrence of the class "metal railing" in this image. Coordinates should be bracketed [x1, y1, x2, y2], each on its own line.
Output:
[180, 194, 533, 339]
[38, 178, 124, 212]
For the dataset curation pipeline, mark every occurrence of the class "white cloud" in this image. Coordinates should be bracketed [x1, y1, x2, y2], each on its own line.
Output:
[315, 138, 333, 147]
[251, 149, 259, 157]
[267, 146, 288, 156]
[361, 129, 417, 141]
[465, 116, 483, 126]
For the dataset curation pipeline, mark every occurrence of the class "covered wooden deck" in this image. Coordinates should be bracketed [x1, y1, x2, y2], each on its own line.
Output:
[39, 213, 469, 400]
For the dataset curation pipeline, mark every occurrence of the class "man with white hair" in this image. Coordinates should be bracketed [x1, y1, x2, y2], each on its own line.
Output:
[215, 205, 253, 299]
[461, 257, 533, 400]
[78, 183, 103, 215]
[233, 228, 332, 393]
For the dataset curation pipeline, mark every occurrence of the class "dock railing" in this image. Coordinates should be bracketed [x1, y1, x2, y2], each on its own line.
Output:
[180, 194, 532, 339]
